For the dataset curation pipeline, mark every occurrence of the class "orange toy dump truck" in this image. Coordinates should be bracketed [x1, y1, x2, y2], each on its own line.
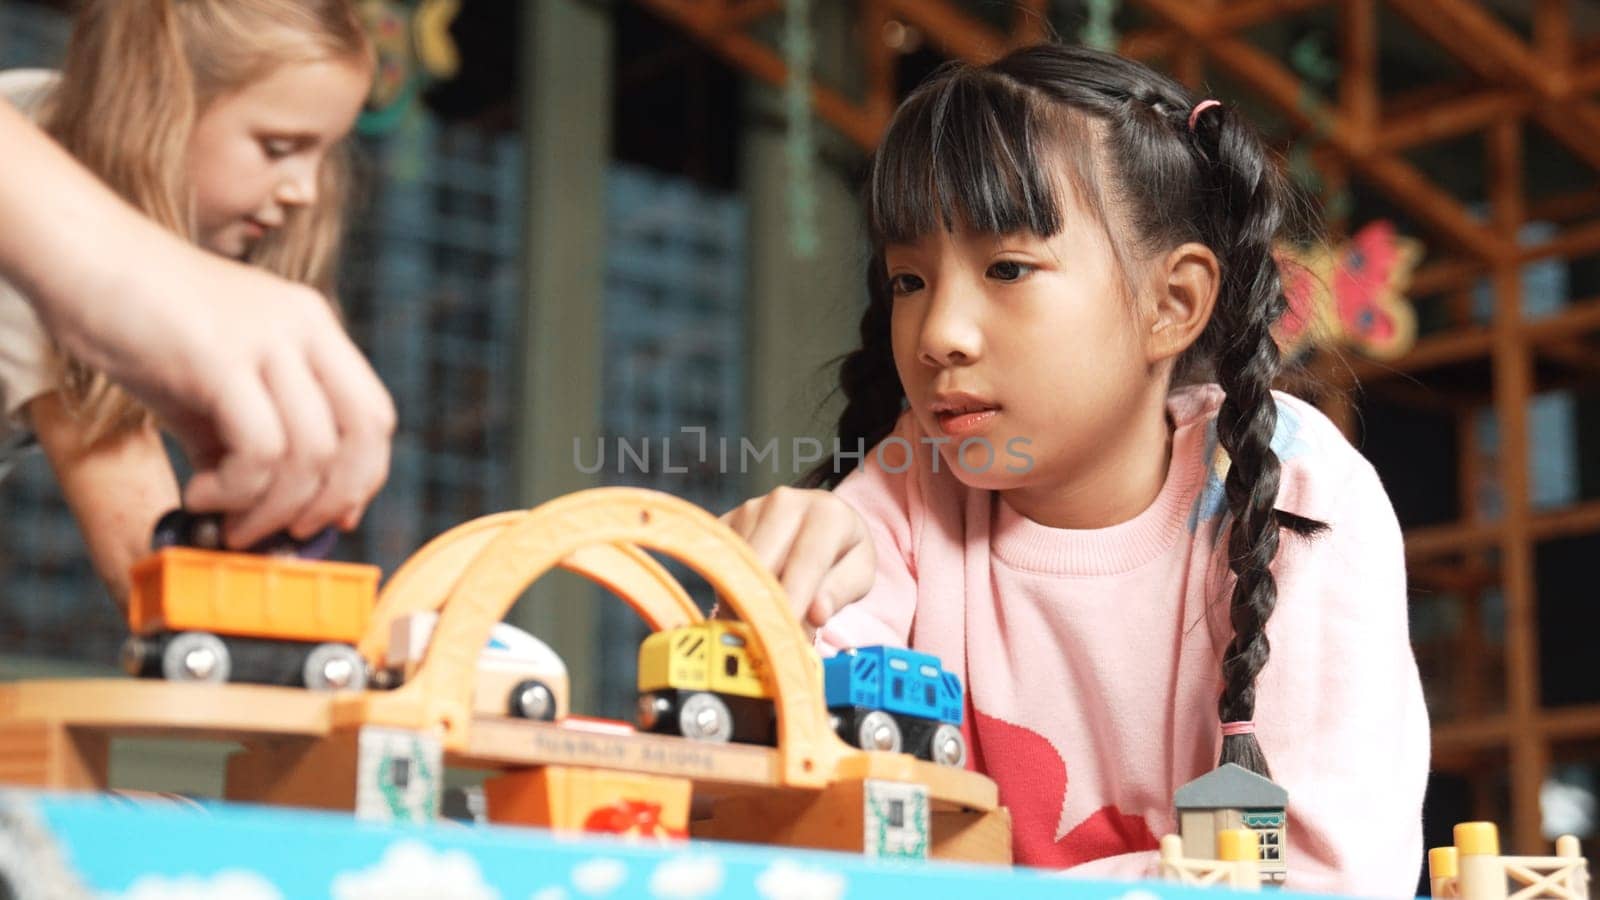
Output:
[121, 547, 380, 690]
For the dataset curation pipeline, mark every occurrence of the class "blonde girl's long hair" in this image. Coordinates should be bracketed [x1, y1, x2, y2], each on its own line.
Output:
[41, 0, 372, 444]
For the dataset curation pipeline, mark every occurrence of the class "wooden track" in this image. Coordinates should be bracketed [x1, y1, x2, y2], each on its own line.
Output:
[0, 678, 997, 811]
[0, 680, 334, 740]
[458, 717, 998, 812]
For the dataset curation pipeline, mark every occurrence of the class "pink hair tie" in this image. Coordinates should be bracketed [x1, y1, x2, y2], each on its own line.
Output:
[1188, 99, 1222, 131]
[1221, 720, 1255, 736]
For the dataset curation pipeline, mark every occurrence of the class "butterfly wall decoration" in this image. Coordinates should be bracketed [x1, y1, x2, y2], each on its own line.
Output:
[1275, 220, 1423, 361]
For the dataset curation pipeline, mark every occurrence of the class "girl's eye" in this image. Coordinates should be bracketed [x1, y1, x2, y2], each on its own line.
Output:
[261, 139, 297, 160]
[888, 273, 924, 295]
[988, 260, 1034, 282]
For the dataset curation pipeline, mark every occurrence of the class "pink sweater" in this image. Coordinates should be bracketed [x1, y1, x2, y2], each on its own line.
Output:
[818, 384, 1429, 897]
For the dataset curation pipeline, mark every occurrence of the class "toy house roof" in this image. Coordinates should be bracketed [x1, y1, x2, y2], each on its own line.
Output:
[1174, 763, 1288, 810]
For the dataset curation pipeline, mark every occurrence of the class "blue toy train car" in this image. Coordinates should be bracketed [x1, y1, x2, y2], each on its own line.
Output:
[823, 646, 967, 767]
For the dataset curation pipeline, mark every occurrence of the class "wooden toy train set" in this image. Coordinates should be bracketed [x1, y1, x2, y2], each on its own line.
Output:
[0, 487, 1590, 894]
[0, 489, 1002, 863]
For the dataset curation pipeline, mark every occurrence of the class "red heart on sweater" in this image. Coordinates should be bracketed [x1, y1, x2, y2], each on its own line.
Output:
[970, 709, 1160, 867]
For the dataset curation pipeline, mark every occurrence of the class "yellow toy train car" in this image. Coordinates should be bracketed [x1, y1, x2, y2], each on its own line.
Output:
[635, 620, 777, 744]
[635, 620, 971, 769]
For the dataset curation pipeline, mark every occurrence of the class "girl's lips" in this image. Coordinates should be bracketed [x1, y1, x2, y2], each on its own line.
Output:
[936, 408, 999, 437]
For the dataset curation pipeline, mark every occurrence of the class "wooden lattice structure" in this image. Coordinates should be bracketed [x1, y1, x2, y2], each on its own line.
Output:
[1430, 822, 1590, 898]
[631, 0, 1600, 855]
[1159, 831, 1264, 890]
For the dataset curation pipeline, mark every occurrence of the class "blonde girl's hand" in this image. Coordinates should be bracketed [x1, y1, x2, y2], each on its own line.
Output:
[65, 245, 396, 547]
[720, 487, 876, 628]
[0, 101, 394, 548]
[159, 260, 396, 548]
[44, 240, 394, 549]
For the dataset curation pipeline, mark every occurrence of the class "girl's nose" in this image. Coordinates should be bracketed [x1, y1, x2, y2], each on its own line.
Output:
[275, 168, 317, 207]
[917, 286, 983, 367]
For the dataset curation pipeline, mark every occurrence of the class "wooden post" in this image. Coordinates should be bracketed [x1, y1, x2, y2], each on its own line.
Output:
[1456, 821, 1510, 900]
[1160, 832, 1186, 877]
[1340, 0, 1378, 144]
[1458, 388, 1488, 723]
[1553, 834, 1587, 899]
[1487, 114, 1547, 855]
[1218, 827, 1262, 890]
[1534, 0, 1574, 78]
[1432, 845, 1462, 897]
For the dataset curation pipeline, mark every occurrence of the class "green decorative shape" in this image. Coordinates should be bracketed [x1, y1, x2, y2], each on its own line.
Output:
[1289, 34, 1339, 87]
[357, 76, 420, 137]
[1080, 0, 1121, 51]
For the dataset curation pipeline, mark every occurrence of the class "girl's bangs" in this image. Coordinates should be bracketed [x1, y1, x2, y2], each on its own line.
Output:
[868, 69, 1081, 246]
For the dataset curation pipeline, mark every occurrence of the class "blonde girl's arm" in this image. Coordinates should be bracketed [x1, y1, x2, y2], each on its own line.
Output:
[27, 391, 180, 608]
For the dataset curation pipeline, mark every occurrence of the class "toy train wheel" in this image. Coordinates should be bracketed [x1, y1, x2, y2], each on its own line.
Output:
[160, 632, 231, 683]
[150, 509, 223, 550]
[119, 635, 153, 676]
[509, 679, 557, 720]
[302, 643, 367, 691]
[929, 723, 967, 767]
[855, 710, 902, 753]
[677, 692, 734, 743]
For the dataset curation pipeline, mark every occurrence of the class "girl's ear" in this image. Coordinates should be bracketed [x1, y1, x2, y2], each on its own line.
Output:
[1146, 242, 1220, 363]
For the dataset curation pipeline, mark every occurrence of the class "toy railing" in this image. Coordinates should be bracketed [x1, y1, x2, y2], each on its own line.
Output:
[1429, 823, 1589, 900]
[1158, 831, 1260, 891]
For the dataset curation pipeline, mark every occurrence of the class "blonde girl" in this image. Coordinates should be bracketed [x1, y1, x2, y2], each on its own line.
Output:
[0, 0, 375, 604]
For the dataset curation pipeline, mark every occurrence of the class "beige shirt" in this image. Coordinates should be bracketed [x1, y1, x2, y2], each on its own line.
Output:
[0, 69, 65, 475]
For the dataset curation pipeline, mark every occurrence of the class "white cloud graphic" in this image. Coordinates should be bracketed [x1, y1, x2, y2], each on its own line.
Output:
[649, 854, 724, 898]
[114, 870, 284, 900]
[530, 888, 569, 900]
[331, 839, 498, 900]
[571, 857, 628, 895]
[754, 860, 845, 900]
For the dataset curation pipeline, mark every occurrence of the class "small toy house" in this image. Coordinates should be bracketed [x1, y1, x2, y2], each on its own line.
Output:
[1175, 763, 1289, 884]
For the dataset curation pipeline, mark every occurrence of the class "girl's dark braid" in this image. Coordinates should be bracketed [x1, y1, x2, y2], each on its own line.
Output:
[1190, 103, 1324, 777]
[799, 258, 903, 489]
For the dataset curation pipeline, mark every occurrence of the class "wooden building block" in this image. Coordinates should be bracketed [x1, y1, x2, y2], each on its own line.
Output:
[226, 726, 442, 824]
[0, 722, 108, 789]
[693, 778, 1008, 863]
[483, 764, 690, 839]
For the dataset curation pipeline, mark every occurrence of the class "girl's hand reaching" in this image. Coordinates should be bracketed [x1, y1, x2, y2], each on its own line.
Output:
[720, 486, 876, 629]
